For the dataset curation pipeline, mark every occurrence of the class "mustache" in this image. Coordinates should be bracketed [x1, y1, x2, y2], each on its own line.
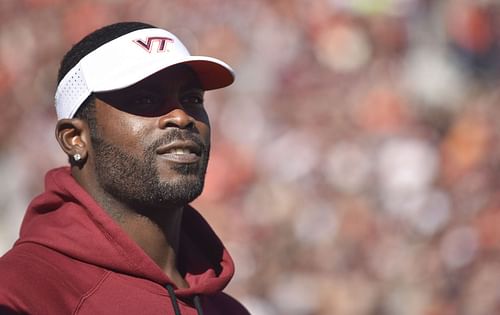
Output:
[149, 129, 207, 152]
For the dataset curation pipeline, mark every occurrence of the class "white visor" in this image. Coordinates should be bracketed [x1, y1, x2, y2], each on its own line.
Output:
[55, 28, 235, 119]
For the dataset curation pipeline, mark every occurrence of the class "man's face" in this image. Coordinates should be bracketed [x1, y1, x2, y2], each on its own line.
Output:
[89, 65, 210, 211]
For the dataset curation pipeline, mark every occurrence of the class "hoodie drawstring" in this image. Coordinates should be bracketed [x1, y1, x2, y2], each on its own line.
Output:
[165, 284, 203, 315]
[166, 284, 182, 315]
[193, 295, 204, 315]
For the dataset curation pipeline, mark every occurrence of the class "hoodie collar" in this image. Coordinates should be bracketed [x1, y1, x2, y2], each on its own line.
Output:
[16, 167, 235, 297]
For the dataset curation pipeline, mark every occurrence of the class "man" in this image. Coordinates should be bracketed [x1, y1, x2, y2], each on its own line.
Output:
[0, 22, 250, 315]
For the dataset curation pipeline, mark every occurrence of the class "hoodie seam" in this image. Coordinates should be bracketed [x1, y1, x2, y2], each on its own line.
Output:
[72, 270, 112, 315]
[113, 273, 169, 296]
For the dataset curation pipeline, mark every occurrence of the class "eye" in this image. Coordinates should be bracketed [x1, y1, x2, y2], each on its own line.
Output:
[133, 93, 161, 106]
[132, 92, 164, 113]
[181, 90, 204, 108]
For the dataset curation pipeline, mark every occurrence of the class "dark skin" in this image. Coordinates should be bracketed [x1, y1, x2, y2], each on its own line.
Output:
[55, 66, 210, 289]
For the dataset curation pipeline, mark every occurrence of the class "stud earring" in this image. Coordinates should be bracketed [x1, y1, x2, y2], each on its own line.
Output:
[73, 153, 81, 162]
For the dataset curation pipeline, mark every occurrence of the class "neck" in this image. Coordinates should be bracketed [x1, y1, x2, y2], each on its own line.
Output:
[74, 168, 189, 288]
[115, 204, 188, 288]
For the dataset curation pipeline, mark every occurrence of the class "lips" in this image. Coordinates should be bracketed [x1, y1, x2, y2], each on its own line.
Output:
[156, 140, 202, 164]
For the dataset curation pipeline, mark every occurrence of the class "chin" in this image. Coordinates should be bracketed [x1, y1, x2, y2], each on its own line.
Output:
[157, 176, 204, 204]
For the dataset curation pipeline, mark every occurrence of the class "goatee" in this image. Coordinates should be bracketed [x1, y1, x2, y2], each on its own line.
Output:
[91, 129, 209, 211]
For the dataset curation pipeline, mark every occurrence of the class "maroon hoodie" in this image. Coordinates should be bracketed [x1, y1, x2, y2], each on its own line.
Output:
[0, 167, 250, 315]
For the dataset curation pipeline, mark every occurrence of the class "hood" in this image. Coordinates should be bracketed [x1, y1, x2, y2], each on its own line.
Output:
[15, 167, 235, 298]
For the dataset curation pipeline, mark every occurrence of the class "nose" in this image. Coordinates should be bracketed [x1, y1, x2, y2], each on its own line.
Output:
[158, 108, 196, 130]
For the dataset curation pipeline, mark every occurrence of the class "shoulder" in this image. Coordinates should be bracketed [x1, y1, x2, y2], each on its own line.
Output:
[0, 243, 107, 314]
[0, 242, 104, 289]
[0, 244, 44, 312]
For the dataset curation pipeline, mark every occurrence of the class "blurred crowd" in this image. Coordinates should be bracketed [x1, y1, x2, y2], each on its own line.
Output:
[1, 0, 500, 314]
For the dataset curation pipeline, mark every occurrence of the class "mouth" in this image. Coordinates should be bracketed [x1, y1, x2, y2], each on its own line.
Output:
[156, 140, 202, 164]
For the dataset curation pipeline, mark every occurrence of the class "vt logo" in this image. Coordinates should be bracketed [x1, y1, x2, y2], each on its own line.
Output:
[133, 37, 174, 53]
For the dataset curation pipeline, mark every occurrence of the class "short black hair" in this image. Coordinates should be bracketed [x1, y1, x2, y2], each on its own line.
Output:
[57, 22, 157, 122]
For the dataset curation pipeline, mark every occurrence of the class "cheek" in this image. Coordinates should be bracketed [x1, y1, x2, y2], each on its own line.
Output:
[119, 118, 149, 139]
[193, 109, 211, 143]
[104, 118, 146, 140]
[95, 105, 151, 152]
[195, 120, 211, 146]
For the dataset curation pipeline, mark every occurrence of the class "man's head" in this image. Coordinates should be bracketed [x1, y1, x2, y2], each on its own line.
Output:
[54, 22, 234, 211]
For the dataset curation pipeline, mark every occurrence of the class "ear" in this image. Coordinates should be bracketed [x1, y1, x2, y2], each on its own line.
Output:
[55, 119, 91, 164]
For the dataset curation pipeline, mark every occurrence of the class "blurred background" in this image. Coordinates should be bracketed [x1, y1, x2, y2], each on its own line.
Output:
[1, 0, 500, 314]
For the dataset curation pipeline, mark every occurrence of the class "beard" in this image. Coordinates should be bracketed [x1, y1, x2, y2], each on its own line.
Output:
[91, 129, 209, 212]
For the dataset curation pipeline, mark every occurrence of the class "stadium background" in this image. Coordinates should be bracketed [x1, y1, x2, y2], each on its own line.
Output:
[1, 0, 500, 314]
